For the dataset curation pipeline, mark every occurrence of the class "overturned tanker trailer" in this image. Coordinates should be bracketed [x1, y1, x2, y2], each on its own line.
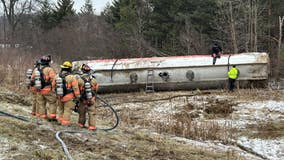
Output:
[72, 52, 269, 93]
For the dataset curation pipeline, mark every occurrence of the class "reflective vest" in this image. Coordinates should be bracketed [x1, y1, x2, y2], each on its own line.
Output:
[228, 67, 239, 79]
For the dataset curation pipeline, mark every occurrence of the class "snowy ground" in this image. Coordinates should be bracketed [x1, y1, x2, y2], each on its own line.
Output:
[114, 90, 284, 160]
[234, 101, 284, 160]
[0, 89, 283, 159]
[237, 137, 284, 160]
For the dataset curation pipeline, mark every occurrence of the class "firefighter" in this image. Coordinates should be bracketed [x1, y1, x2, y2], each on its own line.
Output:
[53, 61, 80, 126]
[77, 64, 98, 131]
[211, 42, 222, 65]
[228, 65, 239, 92]
[31, 55, 57, 120]
[26, 60, 41, 116]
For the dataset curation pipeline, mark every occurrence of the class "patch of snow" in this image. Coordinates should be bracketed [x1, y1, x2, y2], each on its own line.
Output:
[234, 101, 284, 122]
[173, 136, 262, 160]
[211, 119, 257, 129]
[237, 136, 284, 160]
[0, 137, 11, 160]
[32, 140, 48, 150]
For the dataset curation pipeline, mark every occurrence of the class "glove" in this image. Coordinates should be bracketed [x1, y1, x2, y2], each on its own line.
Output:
[73, 97, 80, 112]
[73, 97, 80, 104]
[73, 105, 78, 113]
[87, 101, 92, 106]
[30, 80, 35, 86]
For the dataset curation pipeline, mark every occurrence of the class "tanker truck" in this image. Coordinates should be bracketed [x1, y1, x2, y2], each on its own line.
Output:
[72, 52, 269, 93]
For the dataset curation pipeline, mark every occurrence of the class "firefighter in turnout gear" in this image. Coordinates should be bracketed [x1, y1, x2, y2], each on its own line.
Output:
[53, 61, 80, 126]
[77, 64, 99, 130]
[26, 60, 41, 116]
[31, 55, 57, 120]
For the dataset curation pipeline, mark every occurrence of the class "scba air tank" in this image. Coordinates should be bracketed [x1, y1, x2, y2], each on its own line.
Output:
[25, 69, 33, 86]
[56, 77, 64, 96]
[34, 70, 42, 89]
[85, 82, 92, 100]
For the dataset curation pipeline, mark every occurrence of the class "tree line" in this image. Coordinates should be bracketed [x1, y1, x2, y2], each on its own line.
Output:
[0, 0, 284, 77]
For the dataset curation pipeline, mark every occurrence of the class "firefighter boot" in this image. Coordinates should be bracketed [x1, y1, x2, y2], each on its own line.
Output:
[88, 105, 97, 131]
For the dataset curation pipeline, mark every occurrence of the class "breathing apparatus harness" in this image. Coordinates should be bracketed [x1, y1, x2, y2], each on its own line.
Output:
[56, 71, 74, 97]
[34, 65, 52, 90]
[26, 61, 41, 88]
[25, 69, 33, 88]
[80, 74, 96, 101]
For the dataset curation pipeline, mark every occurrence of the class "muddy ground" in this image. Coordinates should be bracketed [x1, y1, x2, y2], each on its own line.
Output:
[0, 88, 283, 160]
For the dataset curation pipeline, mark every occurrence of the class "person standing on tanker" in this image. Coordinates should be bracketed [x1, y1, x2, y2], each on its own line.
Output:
[211, 42, 222, 65]
[77, 64, 99, 131]
[53, 61, 80, 126]
[228, 65, 239, 92]
[31, 55, 57, 120]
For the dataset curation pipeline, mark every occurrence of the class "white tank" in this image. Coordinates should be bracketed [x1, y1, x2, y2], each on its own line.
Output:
[73, 52, 269, 92]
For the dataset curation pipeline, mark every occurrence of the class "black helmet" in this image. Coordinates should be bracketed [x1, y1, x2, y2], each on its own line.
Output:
[40, 55, 51, 65]
[35, 59, 41, 66]
[81, 64, 91, 73]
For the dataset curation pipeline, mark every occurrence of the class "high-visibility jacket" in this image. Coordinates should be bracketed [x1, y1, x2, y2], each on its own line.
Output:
[228, 67, 239, 79]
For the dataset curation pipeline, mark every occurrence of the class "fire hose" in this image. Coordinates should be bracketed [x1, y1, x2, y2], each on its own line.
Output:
[55, 95, 119, 160]
[0, 94, 119, 160]
[0, 110, 42, 125]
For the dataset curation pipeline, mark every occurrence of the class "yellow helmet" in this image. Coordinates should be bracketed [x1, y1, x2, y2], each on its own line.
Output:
[60, 61, 72, 69]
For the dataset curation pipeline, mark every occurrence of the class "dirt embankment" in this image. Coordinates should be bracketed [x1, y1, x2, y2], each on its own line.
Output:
[1, 89, 281, 159]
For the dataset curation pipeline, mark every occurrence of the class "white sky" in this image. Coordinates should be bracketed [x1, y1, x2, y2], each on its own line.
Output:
[0, 0, 113, 15]
[73, 0, 113, 14]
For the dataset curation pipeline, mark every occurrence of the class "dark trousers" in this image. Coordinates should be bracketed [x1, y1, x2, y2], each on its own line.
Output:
[212, 53, 221, 65]
[228, 78, 236, 91]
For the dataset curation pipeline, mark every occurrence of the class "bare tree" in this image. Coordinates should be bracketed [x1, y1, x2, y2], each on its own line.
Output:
[248, 0, 258, 51]
[1, 0, 32, 45]
[275, 16, 284, 80]
[228, 1, 238, 53]
[179, 18, 204, 54]
[216, 0, 242, 53]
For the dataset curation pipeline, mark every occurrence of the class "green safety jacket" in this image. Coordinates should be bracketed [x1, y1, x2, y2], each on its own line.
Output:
[228, 67, 239, 79]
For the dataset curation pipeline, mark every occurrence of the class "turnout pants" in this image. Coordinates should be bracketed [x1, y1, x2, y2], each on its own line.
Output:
[57, 100, 76, 125]
[31, 92, 39, 116]
[38, 91, 57, 119]
[78, 101, 96, 128]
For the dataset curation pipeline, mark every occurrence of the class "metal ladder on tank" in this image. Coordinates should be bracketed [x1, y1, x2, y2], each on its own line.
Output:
[145, 70, 155, 93]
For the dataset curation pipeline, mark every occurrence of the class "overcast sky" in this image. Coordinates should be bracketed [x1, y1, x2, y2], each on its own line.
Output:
[73, 0, 113, 14]
[0, 1, 113, 15]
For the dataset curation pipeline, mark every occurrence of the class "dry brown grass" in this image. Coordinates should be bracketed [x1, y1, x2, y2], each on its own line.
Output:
[204, 98, 236, 119]
[223, 89, 284, 101]
[0, 115, 241, 160]
[0, 49, 62, 95]
[0, 49, 37, 93]
[118, 105, 235, 143]
[245, 120, 284, 139]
